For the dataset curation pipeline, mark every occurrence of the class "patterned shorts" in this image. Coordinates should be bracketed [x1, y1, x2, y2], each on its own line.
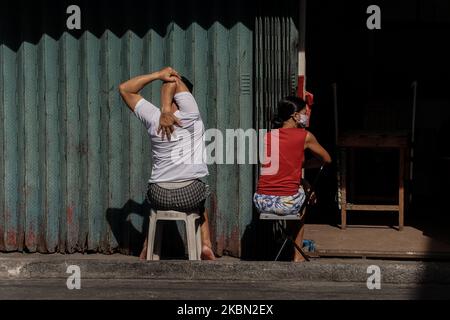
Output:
[146, 179, 210, 212]
[253, 187, 306, 216]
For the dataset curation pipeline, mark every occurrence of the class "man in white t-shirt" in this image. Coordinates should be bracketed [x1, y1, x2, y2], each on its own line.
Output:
[119, 67, 215, 260]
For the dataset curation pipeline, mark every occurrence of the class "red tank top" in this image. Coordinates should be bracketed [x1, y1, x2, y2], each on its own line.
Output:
[256, 128, 307, 196]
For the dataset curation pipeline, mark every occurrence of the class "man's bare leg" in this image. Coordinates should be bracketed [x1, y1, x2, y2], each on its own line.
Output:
[139, 238, 148, 260]
[139, 209, 215, 260]
[200, 208, 216, 260]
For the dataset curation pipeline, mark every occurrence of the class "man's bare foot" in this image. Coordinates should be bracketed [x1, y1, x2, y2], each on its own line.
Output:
[139, 240, 148, 260]
[139, 248, 147, 260]
[201, 245, 216, 260]
[293, 257, 306, 263]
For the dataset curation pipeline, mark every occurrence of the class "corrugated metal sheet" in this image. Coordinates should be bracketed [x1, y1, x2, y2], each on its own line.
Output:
[0, 0, 298, 257]
[255, 3, 299, 132]
[252, 2, 300, 259]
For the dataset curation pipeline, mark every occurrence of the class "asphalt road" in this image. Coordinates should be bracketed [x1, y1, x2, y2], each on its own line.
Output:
[1, 279, 449, 300]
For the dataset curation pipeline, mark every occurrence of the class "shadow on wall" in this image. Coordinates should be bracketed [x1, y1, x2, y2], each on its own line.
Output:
[105, 199, 150, 257]
[1, 0, 259, 52]
[106, 199, 186, 258]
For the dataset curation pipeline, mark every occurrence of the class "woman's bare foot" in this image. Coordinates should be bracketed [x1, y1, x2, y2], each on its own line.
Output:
[201, 245, 216, 260]
[293, 250, 306, 262]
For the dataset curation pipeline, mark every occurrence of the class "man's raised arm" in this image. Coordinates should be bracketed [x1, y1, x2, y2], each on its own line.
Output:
[119, 67, 180, 112]
[157, 80, 182, 140]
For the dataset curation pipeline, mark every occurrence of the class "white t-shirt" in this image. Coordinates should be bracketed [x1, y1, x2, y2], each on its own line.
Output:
[134, 92, 209, 183]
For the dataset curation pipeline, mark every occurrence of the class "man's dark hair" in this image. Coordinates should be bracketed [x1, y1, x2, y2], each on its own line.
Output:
[181, 76, 194, 93]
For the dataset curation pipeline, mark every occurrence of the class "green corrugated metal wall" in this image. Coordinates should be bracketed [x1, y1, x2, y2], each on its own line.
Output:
[0, 0, 298, 257]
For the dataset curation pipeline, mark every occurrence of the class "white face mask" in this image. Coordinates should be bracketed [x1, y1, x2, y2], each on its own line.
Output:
[297, 114, 309, 128]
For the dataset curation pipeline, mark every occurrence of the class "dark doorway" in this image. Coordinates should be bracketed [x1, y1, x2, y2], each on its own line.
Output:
[304, 0, 450, 258]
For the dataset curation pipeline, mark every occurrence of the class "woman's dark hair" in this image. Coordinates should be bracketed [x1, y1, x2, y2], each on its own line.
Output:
[272, 95, 307, 128]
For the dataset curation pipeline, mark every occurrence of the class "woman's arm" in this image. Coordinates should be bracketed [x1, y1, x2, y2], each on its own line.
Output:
[304, 131, 332, 165]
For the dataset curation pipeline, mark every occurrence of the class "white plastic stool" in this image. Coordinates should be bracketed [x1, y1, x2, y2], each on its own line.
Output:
[146, 209, 202, 260]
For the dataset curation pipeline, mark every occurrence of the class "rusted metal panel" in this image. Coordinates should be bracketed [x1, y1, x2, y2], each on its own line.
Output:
[253, 1, 300, 259]
[0, 0, 298, 256]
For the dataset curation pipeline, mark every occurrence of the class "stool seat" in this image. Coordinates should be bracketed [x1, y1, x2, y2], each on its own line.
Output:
[260, 212, 302, 220]
[147, 209, 202, 261]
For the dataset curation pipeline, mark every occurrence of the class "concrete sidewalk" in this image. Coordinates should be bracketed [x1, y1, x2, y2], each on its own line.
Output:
[1, 253, 450, 285]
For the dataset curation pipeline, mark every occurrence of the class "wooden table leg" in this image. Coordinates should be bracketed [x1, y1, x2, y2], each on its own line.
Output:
[349, 148, 356, 202]
[399, 148, 405, 231]
[340, 148, 347, 230]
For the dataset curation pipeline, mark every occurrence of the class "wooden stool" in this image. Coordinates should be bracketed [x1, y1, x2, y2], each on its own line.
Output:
[146, 209, 202, 260]
[338, 132, 409, 231]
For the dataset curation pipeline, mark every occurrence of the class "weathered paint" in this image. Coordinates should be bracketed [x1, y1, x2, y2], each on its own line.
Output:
[253, 2, 300, 259]
[0, 0, 298, 256]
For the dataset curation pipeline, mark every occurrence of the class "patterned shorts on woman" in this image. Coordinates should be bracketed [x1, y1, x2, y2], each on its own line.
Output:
[253, 186, 306, 216]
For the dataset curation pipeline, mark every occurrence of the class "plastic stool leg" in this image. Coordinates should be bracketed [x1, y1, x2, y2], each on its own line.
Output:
[147, 210, 157, 261]
[195, 216, 202, 260]
[186, 214, 199, 260]
[153, 221, 163, 260]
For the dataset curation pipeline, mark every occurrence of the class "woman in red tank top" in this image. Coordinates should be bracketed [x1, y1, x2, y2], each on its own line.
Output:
[254, 96, 331, 262]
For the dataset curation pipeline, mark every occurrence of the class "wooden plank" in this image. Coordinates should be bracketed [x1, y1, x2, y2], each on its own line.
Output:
[348, 195, 398, 203]
[349, 148, 356, 200]
[345, 204, 400, 211]
[340, 148, 347, 229]
[399, 148, 405, 231]
[316, 249, 450, 259]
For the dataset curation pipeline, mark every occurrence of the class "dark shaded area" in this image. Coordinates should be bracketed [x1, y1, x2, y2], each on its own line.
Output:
[0, 0, 298, 52]
[241, 210, 290, 261]
[106, 199, 150, 257]
[305, 0, 450, 226]
[305, 0, 450, 300]
[106, 199, 187, 258]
